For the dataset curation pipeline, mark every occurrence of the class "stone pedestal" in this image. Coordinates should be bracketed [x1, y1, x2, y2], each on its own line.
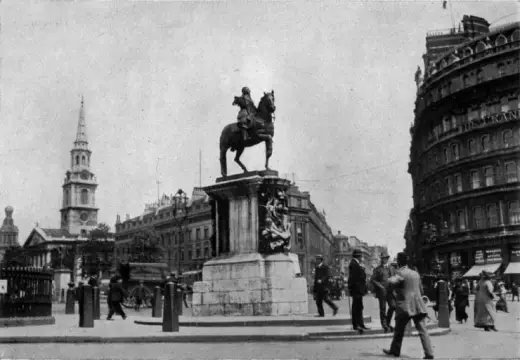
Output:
[53, 269, 72, 303]
[192, 171, 308, 316]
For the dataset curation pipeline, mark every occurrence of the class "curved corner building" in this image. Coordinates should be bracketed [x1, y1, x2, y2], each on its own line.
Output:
[407, 15, 520, 284]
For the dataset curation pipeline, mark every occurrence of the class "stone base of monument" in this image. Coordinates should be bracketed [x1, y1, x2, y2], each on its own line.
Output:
[192, 253, 308, 316]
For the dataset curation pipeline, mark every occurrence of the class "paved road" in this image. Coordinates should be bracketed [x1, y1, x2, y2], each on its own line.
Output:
[4, 300, 519, 359]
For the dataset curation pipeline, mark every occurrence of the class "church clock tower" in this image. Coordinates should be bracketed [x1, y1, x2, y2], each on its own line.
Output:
[60, 97, 99, 237]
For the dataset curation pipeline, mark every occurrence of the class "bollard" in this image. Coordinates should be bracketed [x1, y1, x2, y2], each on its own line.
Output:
[162, 282, 179, 332]
[437, 280, 450, 328]
[65, 288, 75, 314]
[79, 284, 94, 328]
[152, 286, 162, 318]
[92, 287, 100, 320]
[176, 284, 183, 316]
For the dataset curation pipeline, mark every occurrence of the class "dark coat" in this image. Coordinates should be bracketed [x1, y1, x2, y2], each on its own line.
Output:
[109, 282, 126, 303]
[314, 263, 331, 293]
[348, 259, 367, 296]
[371, 264, 396, 298]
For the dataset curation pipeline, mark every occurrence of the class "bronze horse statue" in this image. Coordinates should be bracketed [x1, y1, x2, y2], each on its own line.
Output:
[219, 90, 276, 177]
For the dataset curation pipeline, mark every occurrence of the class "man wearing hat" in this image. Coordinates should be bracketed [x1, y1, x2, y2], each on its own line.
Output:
[383, 252, 434, 359]
[348, 248, 369, 332]
[371, 251, 397, 332]
[313, 254, 339, 317]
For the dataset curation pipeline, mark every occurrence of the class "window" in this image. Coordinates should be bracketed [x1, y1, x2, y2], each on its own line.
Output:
[297, 198, 302, 208]
[497, 63, 505, 77]
[505, 162, 518, 183]
[487, 204, 498, 227]
[473, 207, 485, 229]
[196, 228, 201, 240]
[204, 228, 209, 239]
[481, 135, 490, 152]
[75, 156, 80, 165]
[188, 250, 192, 260]
[195, 249, 200, 259]
[443, 117, 451, 132]
[503, 130, 513, 148]
[451, 116, 457, 129]
[471, 170, 481, 189]
[509, 201, 520, 225]
[451, 144, 460, 160]
[443, 148, 449, 163]
[495, 34, 507, 46]
[484, 166, 494, 186]
[81, 189, 88, 204]
[458, 210, 466, 231]
[445, 176, 453, 195]
[476, 69, 483, 83]
[501, 97, 511, 112]
[449, 213, 456, 233]
[204, 247, 210, 258]
[81, 229, 87, 237]
[468, 139, 477, 155]
[475, 41, 487, 53]
[81, 156, 86, 165]
[454, 173, 462, 192]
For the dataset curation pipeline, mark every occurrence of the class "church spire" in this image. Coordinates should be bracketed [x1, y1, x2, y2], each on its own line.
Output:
[75, 96, 88, 145]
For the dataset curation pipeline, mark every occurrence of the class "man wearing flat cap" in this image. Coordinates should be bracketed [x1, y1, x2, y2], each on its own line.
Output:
[313, 254, 338, 317]
[348, 248, 369, 332]
[371, 251, 396, 332]
[383, 252, 434, 359]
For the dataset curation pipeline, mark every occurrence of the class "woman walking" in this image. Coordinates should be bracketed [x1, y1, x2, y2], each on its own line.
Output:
[451, 278, 470, 323]
[474, 271, 497, 331]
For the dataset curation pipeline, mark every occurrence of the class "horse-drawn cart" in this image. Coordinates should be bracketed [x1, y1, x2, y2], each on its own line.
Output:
[118, 262, 169, 309]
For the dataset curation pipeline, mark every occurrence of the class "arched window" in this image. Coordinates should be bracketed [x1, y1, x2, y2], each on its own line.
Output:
[468, 139, 477, 155]
[75, 156, 79, 165]
[463, 47, 473, 58]
[451, 143, 460, 160]
[511, 29, 520, 42]
[503, 130, 513, 147]
[481, 135, 491, 152]
[81, 189, 89, 204]
[475, 41, 487, 53]
[495, 34, 507, 47]
[81, 156, 86, 165]
[65, 189, 70, 205]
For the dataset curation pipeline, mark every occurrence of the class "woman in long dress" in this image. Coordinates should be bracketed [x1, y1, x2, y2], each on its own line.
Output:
[451, 278, 470, 323]
[474, 271, 497, 331]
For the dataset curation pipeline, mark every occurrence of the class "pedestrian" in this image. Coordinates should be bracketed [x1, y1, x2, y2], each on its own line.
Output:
[134, 280, 146, 311]
[371, 251, 396, 333]
[474, 270, 497, 331]
[313, 254, 338, 317]
[348, 248, 369, 333]
[107, 277, 127, 320]
[495, 281, 509, 313]
[88, 274, 99, 287]
[383, 252, 434, 360]
[182, 283, 192, 308]
[511, 282, 519, 302]
[451, 278, 470, 323]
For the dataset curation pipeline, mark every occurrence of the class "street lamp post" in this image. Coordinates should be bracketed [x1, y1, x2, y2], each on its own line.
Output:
[173, 189, 189, 276]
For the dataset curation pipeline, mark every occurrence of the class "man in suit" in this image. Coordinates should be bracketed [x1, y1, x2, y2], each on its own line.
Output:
[348, 248, 368, 333]
[383, 252, 434, 359]
[107, 277, 127, 320]
[313, 254, 338, 317]
[371, 251, 397, 332]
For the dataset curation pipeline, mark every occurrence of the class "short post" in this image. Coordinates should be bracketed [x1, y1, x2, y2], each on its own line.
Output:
[152, 286, 162, 318]
[92, 286, 100, 320]
[437, 280, 450, 328]
[162, 282, 179, 332]
[79, 284, 94, 328]
[65, 287, 75, 314]
[176, 285, 183, 316]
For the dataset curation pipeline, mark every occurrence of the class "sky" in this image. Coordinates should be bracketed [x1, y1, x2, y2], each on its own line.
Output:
[0, 1, 517, 256]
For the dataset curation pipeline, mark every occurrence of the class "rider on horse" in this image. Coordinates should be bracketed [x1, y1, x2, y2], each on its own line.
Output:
[233, 86, 257, 142]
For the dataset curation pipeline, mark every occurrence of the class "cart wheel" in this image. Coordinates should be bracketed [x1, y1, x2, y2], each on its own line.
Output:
[122, 287, 137, 308]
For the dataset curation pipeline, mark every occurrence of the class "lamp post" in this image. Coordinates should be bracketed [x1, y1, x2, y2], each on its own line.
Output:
[173, 189, 189, 276]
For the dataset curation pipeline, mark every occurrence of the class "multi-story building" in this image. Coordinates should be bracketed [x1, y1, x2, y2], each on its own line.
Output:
[23, 98, 109, 281]
[114, 183, 335, 283]
[114, 188, 213, 274]
[332, 232, 376, 277]
[407, 15, 520, 282]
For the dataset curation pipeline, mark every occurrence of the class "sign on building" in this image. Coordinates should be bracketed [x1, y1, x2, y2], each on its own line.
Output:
[485, 248, 502, 264]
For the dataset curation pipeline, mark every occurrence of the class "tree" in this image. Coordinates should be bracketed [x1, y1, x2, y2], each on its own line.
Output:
[2, 246, 31, 267]
[128, 228, 164, 263]
[76, 223, 115, 277]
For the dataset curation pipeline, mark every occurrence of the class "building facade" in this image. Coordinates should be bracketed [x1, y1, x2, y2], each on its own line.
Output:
[332, 232, 382, 278]
[114, 183, 336, 283]
[407, 16, 520, 282]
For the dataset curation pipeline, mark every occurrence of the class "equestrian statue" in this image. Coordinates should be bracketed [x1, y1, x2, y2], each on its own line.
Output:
[219, 86, 276, 177]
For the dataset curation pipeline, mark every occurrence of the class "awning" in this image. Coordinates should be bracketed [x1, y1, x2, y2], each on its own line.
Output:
[504, 262, 520, 275]
[463, 263, 501, 278]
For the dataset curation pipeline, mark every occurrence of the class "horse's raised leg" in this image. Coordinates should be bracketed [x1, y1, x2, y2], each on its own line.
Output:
[234, 147, 248, 173]
[265, 137, 273, 171]
[220, 146, 228, 177]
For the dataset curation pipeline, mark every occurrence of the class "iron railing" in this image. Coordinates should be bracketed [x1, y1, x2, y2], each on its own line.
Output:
[0, 267, 53, 318]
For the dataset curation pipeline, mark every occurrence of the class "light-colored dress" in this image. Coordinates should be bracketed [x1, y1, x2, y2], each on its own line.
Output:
[474, 279, 496, 328]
